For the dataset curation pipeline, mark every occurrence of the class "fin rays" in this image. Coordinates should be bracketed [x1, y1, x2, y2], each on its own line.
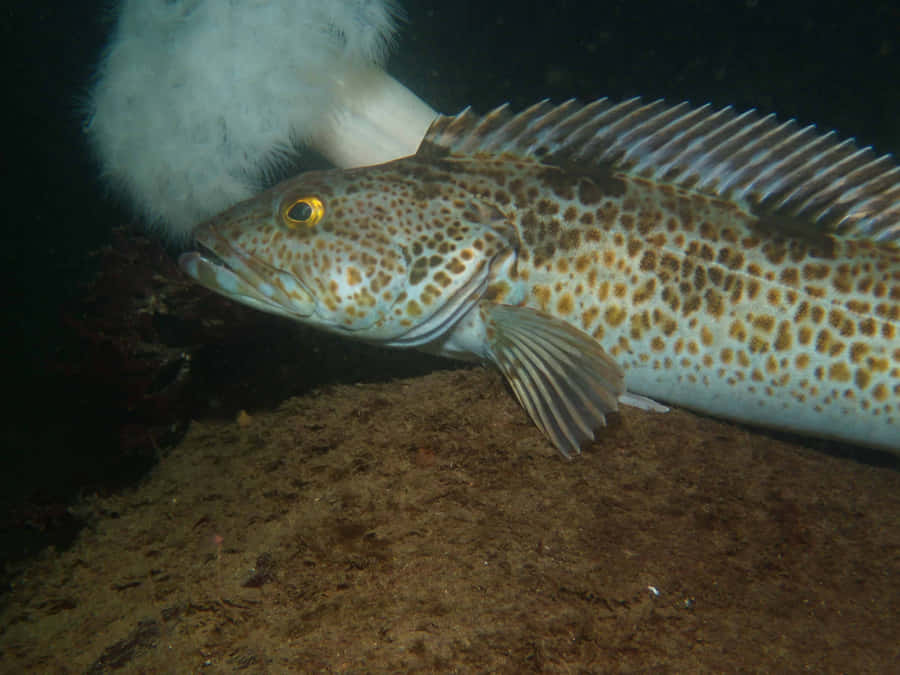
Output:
[482, 303, 624, 457]
[425, 98, 900, 243]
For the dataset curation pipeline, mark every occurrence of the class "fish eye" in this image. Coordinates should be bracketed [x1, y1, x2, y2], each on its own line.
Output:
[283, 196, 325, 228]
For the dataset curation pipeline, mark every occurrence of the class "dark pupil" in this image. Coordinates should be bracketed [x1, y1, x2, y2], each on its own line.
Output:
[288, 201, 312, 221]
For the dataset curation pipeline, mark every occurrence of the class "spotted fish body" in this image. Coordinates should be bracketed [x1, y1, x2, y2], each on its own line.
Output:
[181, 98, 900, 456]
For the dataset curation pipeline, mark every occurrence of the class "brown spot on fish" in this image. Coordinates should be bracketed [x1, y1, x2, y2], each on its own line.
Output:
[704, 289, 725, 318]
[557, 293, 574, 315]
[632, 278, 656, 305]
[729, 320, 747, 341]
[484, 281, 511, 303]
[627, 238, 643, 258]
[446, 258, 466, 274]
[815, 329, 833, 354]
[575, 254, 592, 274]
[559, 229, 581, 251]
[639, 249, 657, 272]
[746, 280, 761, 300]
[537, 199, 559, 216]
[532, 285, 551, 310]
[682, 295, 701, 316]
[829, 363, 852, 382]
[749, 336, 769, 353]
[773, 321, 793, 351]
[797, 326, 813, 345]
[605, 306, 627, 327]
[872, 383, 889, 402]
[433, 270, 453, 288]
[409, 259, 428, 285]
[803, 263, 831, 281]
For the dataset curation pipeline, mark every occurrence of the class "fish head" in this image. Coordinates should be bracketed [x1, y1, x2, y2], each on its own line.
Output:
[179, 161, 516, 345]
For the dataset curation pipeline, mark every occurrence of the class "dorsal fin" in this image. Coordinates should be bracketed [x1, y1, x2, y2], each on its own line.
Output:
[421, 98, 900, 244]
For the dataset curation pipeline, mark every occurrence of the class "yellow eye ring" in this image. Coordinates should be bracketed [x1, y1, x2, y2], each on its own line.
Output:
[282, 196, 325, 228]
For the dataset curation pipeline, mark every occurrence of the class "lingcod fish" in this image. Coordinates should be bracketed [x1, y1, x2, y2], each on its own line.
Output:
[180, 98, 900, 456]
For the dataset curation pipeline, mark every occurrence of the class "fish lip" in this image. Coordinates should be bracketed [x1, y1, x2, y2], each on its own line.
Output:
[188, 225, 316, 318]
[191, 228, 240, 275]
[192, 237, 227, 269]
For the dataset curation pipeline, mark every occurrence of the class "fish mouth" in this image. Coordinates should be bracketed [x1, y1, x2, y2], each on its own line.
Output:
[179, 226, 316, 319]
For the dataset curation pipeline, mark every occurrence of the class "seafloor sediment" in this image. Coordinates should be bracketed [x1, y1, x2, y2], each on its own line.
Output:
[1, 367, 898, 672]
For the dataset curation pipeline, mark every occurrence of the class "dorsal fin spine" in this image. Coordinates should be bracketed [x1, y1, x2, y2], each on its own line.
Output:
[421, 97, 900, 242]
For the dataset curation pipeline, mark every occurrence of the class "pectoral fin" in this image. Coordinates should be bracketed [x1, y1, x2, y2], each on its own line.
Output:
[480, 302, 626, 457]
